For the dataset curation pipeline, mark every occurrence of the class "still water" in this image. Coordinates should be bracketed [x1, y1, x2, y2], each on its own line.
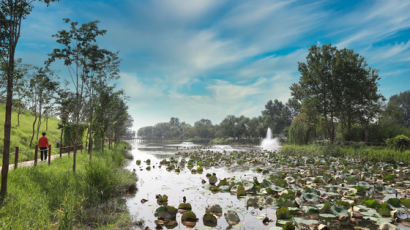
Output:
[125, 141, 277, 229]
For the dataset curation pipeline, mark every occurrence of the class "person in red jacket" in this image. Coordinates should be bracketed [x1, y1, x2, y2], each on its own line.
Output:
[38, 132, 49, 161]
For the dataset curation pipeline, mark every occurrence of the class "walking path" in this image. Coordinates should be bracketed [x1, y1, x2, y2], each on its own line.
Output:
[0, 151, 74, 171]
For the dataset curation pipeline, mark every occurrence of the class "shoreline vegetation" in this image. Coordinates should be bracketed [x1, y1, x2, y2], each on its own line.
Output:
[138, 137, 410, 164]
[0, 142, 137, 230]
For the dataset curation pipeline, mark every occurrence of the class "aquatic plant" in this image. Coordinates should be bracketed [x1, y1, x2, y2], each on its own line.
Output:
[363, 199, 379, 209]
[156, 194, 168, 206]
[377, 202, 391, 217]
[387, 198, 401, 207]
[276, 207, 291, 219]
[236, 184, 246, 197]
[282, 221, 295, 230]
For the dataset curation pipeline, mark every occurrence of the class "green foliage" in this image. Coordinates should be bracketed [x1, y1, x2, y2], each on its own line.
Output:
[363, 199, 379, 209]
[386, 135, 410, 151]
[288, 113, 314, 144]
[178, 203, 192, 211]
[0, 106, 61, 164]
[387, 198, 401, 207]
[236, 184, 246, 197]
[377, 202, 391, 217]
[281, 144, 410, 163]
[276, 207, 291, 219]
[282, 222, 295, 230]
[320, 202, 332, 213]
[401, 199, 410, 208]
[0, 143, 135, 229]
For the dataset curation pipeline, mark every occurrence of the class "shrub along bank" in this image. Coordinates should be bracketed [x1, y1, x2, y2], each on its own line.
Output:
[0, 142, 136, 230]
[281, 144, 410, 164]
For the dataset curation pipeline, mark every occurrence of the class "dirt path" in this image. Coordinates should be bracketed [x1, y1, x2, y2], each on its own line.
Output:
[0, 151, 75, 171]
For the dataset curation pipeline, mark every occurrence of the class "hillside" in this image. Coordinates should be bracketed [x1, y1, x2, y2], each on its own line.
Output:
[0, 105, 61, 164]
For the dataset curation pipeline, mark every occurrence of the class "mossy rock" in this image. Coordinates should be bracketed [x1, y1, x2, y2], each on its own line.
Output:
[154, 206, 177, 220]
[181, 210, 198, 222]
[203, 213, 217, 227]
[136, 160, 141, 165]
[247, 197, 259, 208]
[178, 203, 192, 211]
[146, 166, 151, 170]
[224, 210, 240, 226]
[197, 166, 203, 174]
[206, 204, 222, 216]
[282, 222, 295, 230]
[209, 175, 218, 185]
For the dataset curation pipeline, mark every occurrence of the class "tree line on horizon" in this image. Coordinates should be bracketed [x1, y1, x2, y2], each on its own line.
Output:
[138, 44, 410, 145]
[0, 1, 133, 198]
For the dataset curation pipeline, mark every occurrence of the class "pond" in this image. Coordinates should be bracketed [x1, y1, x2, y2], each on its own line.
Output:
[125, 140, 410, 230]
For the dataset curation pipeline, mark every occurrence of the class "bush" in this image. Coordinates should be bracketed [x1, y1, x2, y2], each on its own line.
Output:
[386, 135, 410, 151]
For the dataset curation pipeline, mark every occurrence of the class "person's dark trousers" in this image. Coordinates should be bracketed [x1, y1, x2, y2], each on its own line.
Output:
[40, 147, 48, 161]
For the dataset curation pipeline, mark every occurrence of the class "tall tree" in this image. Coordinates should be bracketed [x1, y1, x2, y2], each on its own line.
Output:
[48, 19, 108, 171]
[0, 0, 56, 198]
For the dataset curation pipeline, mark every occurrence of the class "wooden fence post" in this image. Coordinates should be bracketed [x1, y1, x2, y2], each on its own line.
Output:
[59, 145, 62, 158]
[73, 145, 77, 172]
[48, 145, 51, 166]
[14, 147, 19, 169]
[34, 145, 38, 166]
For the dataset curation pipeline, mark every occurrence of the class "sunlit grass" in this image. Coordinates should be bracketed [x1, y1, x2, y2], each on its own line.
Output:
[0, 143, 136, 229]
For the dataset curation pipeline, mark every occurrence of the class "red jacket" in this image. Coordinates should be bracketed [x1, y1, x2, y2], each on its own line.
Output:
[38, 136, 49, 148]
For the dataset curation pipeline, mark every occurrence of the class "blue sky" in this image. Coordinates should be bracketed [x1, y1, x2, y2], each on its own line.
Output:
[16, 0, 410, 130]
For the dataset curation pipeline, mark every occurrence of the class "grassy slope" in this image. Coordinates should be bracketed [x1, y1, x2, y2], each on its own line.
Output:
[0, 105, 61, 164]
[0, 142, 136, 229]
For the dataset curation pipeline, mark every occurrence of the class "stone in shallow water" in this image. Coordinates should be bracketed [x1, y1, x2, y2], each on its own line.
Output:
[224, 210, 240, 226]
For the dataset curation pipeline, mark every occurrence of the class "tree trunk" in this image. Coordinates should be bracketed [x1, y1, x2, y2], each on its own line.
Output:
[30, 112, 38, 147]
[17, 105, 21, 127]
[1, 53, 15, 198]
[36, 100, 42, 141]
[88, 98, 94, 160]
[60, 125, 64, 147]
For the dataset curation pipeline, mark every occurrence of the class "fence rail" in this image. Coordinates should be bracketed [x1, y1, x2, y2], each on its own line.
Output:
[8, 143, 84, 171]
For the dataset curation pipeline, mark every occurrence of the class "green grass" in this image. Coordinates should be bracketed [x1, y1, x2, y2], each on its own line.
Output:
[281, 144, 410, 163]
[0, 105, 62, 165]
[0, 142, 136, 229]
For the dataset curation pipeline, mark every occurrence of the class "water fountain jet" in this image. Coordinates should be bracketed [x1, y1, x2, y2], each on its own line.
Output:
[260, 128, 281, 152]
